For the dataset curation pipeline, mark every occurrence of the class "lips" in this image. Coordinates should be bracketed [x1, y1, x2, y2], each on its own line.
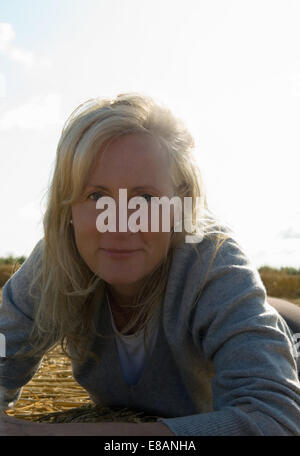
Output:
[100, 248, 141, 253]
[100, 248, 142, 258]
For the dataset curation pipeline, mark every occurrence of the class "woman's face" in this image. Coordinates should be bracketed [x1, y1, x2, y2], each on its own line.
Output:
[71, 133, 175, 296]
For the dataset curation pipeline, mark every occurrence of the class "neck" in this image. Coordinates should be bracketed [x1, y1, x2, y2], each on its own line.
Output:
[105, 281, 143, 309]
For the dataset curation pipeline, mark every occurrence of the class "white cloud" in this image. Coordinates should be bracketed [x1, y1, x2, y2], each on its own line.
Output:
[9, 46, 35, 68]
[278, 227, 300, 240]
[0, 94, 62, 130]
[252, 238, 300, 269]
[0, 23, 15, 51]
[0, 73, 6, 98]
[0, 22, 51, 69]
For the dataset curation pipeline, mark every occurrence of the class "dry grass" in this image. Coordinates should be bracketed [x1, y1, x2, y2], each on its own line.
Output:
[259, 268, 300, 301]
[5, 345, 93, 421]
[4, 345, 158, 424]
[0, 264, 17, 288]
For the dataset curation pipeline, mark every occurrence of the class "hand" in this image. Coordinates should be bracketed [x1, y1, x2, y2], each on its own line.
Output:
[39, 421, 175, 436]
[0, 411, 174, 436]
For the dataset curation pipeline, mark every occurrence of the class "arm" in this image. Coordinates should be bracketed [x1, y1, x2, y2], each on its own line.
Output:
[0, 239, 50, 409]
[0, 386, 23, 411]
[157, 236, 300, 436]
[267, 296, 300, 335]
[0, 412, 174, 436]
[0, 239, 174, 436]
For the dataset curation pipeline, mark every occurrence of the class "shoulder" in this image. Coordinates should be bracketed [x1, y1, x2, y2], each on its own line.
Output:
[167, 219, 259, 295]
[163, 219, 269, 330]
[8, 238, 44, 285]
[1, 238, 45, 319]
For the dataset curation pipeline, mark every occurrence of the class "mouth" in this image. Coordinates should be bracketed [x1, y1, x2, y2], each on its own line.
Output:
[100, 248, 142, 258]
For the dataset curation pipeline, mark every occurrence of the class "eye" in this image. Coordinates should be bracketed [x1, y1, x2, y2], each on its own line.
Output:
[88, 191, 104, 201]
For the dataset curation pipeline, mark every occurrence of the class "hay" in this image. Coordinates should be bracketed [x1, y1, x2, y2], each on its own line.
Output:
[4, 345, 159, 423]
[31, 403, 158, 424]
[5, 345, 91, 421]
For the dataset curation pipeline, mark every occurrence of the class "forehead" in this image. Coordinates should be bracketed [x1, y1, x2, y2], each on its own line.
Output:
[86, 133, 173, 191]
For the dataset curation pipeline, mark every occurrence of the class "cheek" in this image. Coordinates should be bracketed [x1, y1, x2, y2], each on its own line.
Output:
[72, 205, 98, 232]
[71, 206, 100, 256]
[141, 231, 171, 262]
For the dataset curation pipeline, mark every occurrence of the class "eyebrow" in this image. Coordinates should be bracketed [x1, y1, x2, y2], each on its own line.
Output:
[86, 184, 162, 193]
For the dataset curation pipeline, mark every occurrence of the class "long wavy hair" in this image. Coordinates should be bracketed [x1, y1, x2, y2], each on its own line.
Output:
[13, 92, 229, 365]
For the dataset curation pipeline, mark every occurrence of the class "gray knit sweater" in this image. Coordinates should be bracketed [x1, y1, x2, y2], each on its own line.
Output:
[0, 228, 300, 436]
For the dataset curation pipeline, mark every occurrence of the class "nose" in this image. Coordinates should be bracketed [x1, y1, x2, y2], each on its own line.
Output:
[95, 198, 137, 234]
[115, 202, 131, 233]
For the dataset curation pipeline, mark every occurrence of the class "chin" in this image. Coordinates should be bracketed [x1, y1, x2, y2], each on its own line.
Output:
[94, 254, 148, 283]
[97, 268, 145, 286]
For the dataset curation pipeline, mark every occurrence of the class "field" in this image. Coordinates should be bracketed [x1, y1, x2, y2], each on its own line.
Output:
[0, 262, 299, 424]
[258, 266, 300, 305]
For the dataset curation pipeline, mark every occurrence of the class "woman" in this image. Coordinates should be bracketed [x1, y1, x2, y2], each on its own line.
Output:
[0, 93, 299, 436]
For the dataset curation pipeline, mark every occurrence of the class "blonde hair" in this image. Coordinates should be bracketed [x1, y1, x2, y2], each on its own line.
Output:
[14, 92, 229, 364]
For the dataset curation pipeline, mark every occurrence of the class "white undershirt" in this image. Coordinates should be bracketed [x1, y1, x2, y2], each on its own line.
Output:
[107, 298, 159, 385]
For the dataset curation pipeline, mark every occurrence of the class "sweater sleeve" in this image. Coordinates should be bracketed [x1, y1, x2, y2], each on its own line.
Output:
[158, 235, 300, 436]
[0, 239, 48, 410]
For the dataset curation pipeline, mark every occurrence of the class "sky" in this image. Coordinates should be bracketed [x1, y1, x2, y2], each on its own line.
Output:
[0, 0, 299, 269]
